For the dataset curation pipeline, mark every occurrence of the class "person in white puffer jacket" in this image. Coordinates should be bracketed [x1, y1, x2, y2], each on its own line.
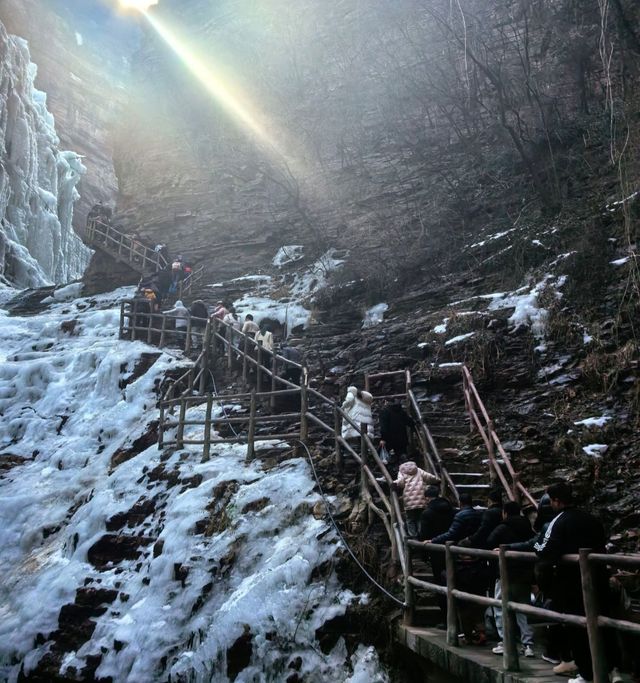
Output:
[341, 385, 374, 439]
[393, 460, 440, 537]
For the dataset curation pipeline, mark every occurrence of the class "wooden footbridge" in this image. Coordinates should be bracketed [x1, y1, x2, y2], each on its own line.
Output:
[119, 299, 640, 683]
[86, 219, 204, 298]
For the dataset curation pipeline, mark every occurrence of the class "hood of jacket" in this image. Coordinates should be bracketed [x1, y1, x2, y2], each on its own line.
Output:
[399, 461, 418, 477]
[174, 300, 184, 308]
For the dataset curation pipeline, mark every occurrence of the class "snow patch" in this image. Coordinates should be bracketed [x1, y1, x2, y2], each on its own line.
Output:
[445, 332, 475, 346]
[362, 303, 388, 328]
[272, 244, 304, 268]
[574, 416, 611, 428]
[582, 444, 609, 458]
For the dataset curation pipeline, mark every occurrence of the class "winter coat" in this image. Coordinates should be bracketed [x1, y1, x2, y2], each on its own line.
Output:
[379, 404, 415, 455]
[255, 330, 274, 353]
[242, 320, 260, 336]
[165, 300, 189, 329]
[419, 496, 455, 541]
[190, 301, 209, 328]
[487, 515, 533, 548]
[394, 462, 439, 511]
[534, 507, 606, 561]
[463, 504, 503, 549]
[341, 386, 374, 439]
[431, 506, 482, 545]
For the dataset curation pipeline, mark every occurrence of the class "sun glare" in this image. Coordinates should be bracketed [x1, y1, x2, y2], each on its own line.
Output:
[142, 11, 290, 162]
[119, 0, 158, 11]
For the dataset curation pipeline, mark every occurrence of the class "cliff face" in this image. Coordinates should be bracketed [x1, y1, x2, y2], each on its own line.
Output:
[0, 0, 128, 236]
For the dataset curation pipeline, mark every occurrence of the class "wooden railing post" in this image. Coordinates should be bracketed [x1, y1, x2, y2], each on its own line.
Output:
[247, 390, 257, 460]
[445, 542, 458, 646]
[242, 334, 249, 384]
[202, 394, 213, 462]
[404, 542, 414, 626]
[333, 405, 343, 473]
[360, 422, 369, 501]
[299, 368, 309, 446]
[270, 352, 278, 409]
[176, 400, 187, 449]
[579, 549, 609, 683]
[210, 319, 219, 369]
[200, 322, 211, 394]
[129, 300, 137, 341]
[226, 325, 233, 370]
[488, 419, 497, 485]
[158, 401, 165, 449]
[499, 545, 520, 671]
[185, 316, 192, 354]
[159, 313, 167, 348]
[256, 343, 263, 392]
[118, 302, 126, 339]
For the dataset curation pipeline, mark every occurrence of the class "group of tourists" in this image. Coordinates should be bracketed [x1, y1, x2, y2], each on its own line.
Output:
[337, 386, 636, 683]
[413, 482, 635, 683]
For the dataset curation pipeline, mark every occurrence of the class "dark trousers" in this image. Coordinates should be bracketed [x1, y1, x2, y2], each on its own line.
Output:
[405, 508, 422, 538]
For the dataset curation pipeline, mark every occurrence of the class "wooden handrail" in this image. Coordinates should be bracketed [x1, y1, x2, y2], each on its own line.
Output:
[87, 219, 168, 272]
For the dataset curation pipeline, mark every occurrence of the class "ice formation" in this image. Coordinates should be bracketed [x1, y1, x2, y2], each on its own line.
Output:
[0, 22, 90, 288]
[0, 288, 387, 681]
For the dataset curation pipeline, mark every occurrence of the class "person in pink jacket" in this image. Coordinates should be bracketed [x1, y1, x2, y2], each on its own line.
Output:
[393, 461, 440, 537]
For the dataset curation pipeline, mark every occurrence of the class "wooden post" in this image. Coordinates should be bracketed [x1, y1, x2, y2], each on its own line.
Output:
[364, 373, 370, 393]
[270, 352, 278, 409]
[226, 325, 233, 370]
[199, 322, 211, 394]
[334, 405, 343, 473]
[499, 545, 520, 671]
[445, 542, 458, 646]
[404, 542, 414, 626]
[211, 319, 219, 369]
[256, 343, 263, 392]
[185, 316, 192, 354]
[118, 233, 124, 256]
[159, 313, 167, 348]
[488, 419, 497, 486]
[176, 400, 186, 449]
[146, 311, 154, 344]
[247, 390, 257, 460]
[158, 401, 165, 449]
[242, 334, 249, 384]
[299, 368, 309, 447]
[129, 300, 136, 341]
[579, 548, 609, 683]
[202, 394, 213, 462]
[119, 302, 126, 339]
[360, 422, 369, 500]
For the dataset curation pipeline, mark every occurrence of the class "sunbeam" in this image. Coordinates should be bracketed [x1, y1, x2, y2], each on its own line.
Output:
[138, 8, 293, 166]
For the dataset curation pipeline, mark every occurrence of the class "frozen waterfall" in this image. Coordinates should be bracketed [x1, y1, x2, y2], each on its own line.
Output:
[0, 21, 90, 289]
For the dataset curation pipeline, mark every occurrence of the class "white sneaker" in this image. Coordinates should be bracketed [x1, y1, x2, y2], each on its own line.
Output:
[554, 660, 578, 675]
[523, 644, 534, 657]
[491, 642, 504, 655]
[567, 677, 592, 683]
[541, 654, 560, 664]
[611, 668, 623, 683]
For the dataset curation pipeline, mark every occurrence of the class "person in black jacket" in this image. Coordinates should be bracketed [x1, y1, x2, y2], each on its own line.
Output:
[428, 493, 482, 545]
[420, 487, 456, 623]
[534, 482, 609, 682]
[488, 501, 536, 656]
[460, 489, 503, 549]
[379, 401, 415, 473]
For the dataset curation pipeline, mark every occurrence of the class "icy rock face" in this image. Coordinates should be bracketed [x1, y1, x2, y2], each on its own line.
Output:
[0, 22, 90, 288]
[0, 289, 387, 682]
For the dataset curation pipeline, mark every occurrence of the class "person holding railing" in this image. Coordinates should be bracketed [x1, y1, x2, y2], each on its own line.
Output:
[534, 482, 609, 683]
[487, 501, 536, 658]
[459, 489, 503, 550]
[426, 494, 485, 645]
[189, 300, 208, 350]
[341, 386, 374, 439]
[241, 314, 260, 336]
[164, 299, 190, 347]
[392, 461, 439, 537]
